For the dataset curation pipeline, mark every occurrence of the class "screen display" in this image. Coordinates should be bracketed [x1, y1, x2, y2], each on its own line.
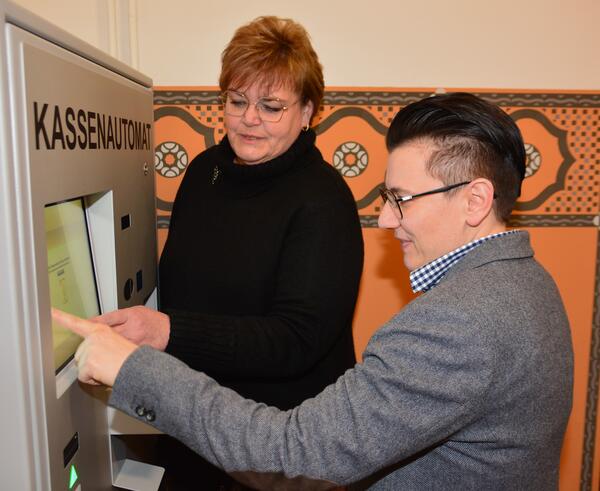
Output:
[45, 198, 100, 373]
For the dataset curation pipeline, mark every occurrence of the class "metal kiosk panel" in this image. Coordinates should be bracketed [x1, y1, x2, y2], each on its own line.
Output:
[1, 3, 162, 489]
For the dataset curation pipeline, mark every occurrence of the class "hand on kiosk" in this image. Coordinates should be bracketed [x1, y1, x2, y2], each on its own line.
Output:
[93, 306, 170, 351]
[52, 308, 135, 387]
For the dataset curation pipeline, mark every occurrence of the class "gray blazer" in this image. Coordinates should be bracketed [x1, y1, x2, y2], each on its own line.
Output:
[110, 231, 573, 490]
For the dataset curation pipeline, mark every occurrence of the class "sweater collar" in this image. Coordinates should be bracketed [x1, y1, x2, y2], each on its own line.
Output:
[215, 129, 316, 183]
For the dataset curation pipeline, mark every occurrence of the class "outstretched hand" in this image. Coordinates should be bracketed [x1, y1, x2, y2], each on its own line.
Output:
[92, 305, 170, 351]
[52, 308, 137, 387]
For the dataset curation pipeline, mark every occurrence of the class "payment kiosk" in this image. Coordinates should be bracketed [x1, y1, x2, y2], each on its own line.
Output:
[1, 2, 163, 489]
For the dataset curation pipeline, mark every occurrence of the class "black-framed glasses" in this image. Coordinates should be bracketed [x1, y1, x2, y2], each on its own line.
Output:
[379, 181, 471, 219]
[220, 89, 299, 123]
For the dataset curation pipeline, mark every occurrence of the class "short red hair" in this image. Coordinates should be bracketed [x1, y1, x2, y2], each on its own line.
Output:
[219, 16, 324, 120]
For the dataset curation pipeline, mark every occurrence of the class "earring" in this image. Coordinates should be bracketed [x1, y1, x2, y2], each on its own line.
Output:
[302, 124, 310, 132]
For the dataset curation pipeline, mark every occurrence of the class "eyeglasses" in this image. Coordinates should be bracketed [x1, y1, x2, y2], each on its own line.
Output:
[220, 89, 299, 123]
[379, 181, 471, 219]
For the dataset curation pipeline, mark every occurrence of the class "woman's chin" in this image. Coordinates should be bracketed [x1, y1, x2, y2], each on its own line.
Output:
[234, 155, 266, 165]
[231, 145, 268, 165]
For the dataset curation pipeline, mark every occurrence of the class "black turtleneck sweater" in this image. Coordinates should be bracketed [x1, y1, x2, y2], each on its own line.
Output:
[159, 129, 364, 410]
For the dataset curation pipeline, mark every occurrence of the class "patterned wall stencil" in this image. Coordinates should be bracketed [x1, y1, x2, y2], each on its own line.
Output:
[154, 87, 600, 491]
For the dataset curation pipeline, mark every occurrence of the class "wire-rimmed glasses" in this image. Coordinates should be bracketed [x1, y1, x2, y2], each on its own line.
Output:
[220, 89, 299, 123]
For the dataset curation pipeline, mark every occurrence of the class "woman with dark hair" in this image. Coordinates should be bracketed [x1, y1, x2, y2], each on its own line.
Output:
[96, 16, 363, 489]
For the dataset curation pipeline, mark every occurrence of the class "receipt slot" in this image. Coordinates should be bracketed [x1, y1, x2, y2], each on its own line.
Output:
[1, 2, 163, 489]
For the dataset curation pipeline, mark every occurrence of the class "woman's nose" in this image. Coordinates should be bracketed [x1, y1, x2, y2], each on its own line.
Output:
[241, 103, 261, 125]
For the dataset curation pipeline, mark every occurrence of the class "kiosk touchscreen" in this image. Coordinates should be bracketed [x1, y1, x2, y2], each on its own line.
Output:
[46, 198, 100, 374]
[1, 2, 163, 490]
[45, 197, 100, 488]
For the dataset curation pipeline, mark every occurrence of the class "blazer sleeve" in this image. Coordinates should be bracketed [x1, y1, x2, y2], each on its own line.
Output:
[164, 193, 364, 378]
[109, 300, 495, 486]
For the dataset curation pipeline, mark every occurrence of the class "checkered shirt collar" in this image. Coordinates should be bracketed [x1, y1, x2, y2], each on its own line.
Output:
[409, 230, 518, 293]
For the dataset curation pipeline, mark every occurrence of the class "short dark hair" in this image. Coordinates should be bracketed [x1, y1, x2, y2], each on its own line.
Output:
[386, 92, 526, 222]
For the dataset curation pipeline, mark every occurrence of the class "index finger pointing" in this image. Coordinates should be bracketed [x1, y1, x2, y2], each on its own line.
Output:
[51, 308, 97, 338]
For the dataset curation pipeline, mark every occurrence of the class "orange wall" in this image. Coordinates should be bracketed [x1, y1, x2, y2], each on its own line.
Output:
[153, 87, 600, 490]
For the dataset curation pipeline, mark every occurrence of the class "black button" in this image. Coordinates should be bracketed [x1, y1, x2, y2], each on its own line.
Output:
[136, 270, 143, 292]
[121, 214, 131, 230]
[145, 410, 156, 422]
[124, 278, 134, 300]
[135, 406, 146, 417]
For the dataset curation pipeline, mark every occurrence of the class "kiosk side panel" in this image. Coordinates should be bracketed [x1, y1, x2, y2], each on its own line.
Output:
[4, 21, 156, 490]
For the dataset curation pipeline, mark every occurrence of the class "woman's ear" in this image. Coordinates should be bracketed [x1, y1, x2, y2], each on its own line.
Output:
[302, 101, 314, 127]
[465, 178, 495, 227]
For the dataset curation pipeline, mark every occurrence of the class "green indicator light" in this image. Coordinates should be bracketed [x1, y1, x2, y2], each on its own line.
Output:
[69, 464, 78, 489]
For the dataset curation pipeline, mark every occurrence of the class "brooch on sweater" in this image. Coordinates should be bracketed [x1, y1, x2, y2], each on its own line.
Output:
[211, 165, 220, 184]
